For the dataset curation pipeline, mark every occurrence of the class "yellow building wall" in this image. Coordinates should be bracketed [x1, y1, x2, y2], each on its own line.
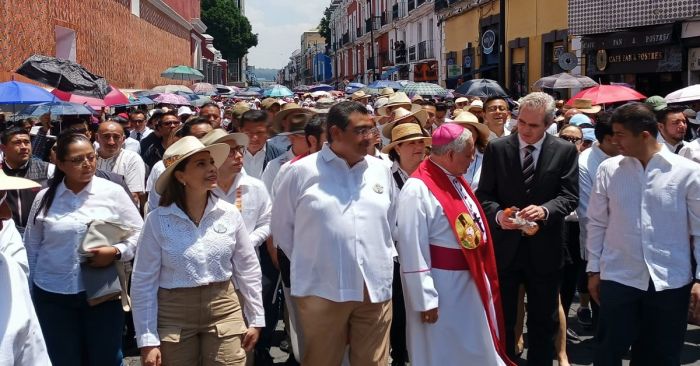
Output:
[443, 1, 500, 74]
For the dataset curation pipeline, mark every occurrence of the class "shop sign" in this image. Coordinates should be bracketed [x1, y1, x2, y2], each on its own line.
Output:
[448, 65, 462, 78]
[607, 51, 665, 64]
[482, 30, 496, 55]
[581, 24, 676, 52]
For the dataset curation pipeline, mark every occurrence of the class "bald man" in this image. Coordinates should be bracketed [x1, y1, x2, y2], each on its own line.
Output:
[95, 121, 147, 204]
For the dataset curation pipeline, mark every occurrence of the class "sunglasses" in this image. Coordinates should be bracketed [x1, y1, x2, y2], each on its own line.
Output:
[559, 135, 582, 144]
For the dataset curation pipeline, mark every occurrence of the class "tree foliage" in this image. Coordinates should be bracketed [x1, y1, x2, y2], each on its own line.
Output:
[202, 0, 259, 61]
[318, 6, 332, 48]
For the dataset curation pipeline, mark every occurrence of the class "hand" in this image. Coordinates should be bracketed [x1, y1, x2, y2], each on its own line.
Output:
[242, 327, 261, 352]
[497, 209, 521, 231]
[588, 273, 601, 305]
[140, 346, 161, 366]
[690, 283, 700, 321]
[519, 205, 546, 222]
[420, 308, 439, 324]
[87, 246, 118, 268]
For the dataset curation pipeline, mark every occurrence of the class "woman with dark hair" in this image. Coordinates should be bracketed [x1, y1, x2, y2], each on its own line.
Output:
[132, 136, 264, 366]
[23, 132, 143, 366]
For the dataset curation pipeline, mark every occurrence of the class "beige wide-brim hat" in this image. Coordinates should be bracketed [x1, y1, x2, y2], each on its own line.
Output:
[381, 107, 429, 139]
[377, 92, 423, 116]
[272, 103, 316, 133]
[351, 90, 370, 101]
[155, 136, 230, 195]
[572, 98, 602, 114]
[380, 87, 395, 97]
[382, 121, 432, 154]
[455, 97, 470, 105]
[468, 99, 484, 111]
[450, 111, 491, 145]
[0, 170, 40, 190]
[200, 128, 249, 148]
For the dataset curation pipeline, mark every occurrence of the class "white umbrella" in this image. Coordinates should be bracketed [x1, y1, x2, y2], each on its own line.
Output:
[310, 91, 331, 98]
[533, 73, 598, 90]
[151, 84, 194, 94]
[665, 84, 700, 104]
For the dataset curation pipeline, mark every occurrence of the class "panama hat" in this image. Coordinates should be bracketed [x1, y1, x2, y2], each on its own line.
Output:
[272, 103, 316, 133]
[380, 87, 395, 97]
[381, 107, 429, 139]
[377, 92, 423, 116]
[572, 99, 602, 114]
[381, 121, 432, 154]
[455, 97, 470, 106]
[155, 136, 230, 195]
[468, 99, 484, 112]
[277, 113, 311, 136]
[260, 98, 282, 110]
[451, 111, 491, 145]
[200, 128, 249, 148]
[0, 170, 40, 190]
[351, 90, 371, 101]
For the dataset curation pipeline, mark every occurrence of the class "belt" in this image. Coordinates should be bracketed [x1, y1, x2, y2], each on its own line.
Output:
[430, 244, 469, 271]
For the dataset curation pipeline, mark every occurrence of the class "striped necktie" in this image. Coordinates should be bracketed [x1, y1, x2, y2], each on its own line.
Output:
[522, 145, 536, 193]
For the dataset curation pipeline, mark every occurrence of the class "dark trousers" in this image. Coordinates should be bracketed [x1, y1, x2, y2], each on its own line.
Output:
[33, 284, 124, 366]
[561, 222, 583, 313]
[595, 280, 691, 366]
[255, 245, 282, 365]
[500, 268, 561, 366]
[390, 261, 408, 364]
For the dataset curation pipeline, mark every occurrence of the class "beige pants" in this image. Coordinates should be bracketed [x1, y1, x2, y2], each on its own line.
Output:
[158, 281, 247, 366]
[293, 293, 392, 366]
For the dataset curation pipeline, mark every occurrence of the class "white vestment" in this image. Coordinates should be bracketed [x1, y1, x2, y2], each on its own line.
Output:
[397, 176, 507, 366]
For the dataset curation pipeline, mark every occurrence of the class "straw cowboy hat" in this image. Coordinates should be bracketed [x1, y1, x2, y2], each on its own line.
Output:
[381, 107, 429, 139]
[351, 90, 371, 101]
[451, 111, 491, 146]
[260, 98, 282, 110]
[200, 128, 249, 148]
[277, 114, 311, 136]
[382, 121, 432, 154]
[455, 97, 470, 106]
[155, 136, 230, 195]
[572, 99, 602, 114]
[380, 87, 395, 97]
[0, 170, 40, 190]
[272, 103, 316, 133]
[377, 92, 423, 116]
[468, 99, 484, 112]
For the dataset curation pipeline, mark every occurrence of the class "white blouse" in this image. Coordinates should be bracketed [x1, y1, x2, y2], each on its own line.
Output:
[24, 177, 143, 295]
[131, 196, 265, 348]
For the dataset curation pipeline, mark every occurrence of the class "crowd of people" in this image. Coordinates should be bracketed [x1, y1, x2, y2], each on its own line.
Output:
[1, 85, 700, 366]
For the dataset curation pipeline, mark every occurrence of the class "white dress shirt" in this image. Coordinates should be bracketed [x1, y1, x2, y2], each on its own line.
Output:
[261, 150, 295, 192]
[130, 127, 153, 141]
[463, 150, 484, 191]
[0, 218, 28, 276]
[131, 197, 265, 347]
[576, 143, 612, 259]
[96, 148, 147, 193]
[657, 133, 684, 154]
[145, 160, 166, 213]
[244, 145, 267, 179]
[271, 144, 398, 303]
[213, 170, 272, 248]
[680, 138, 700, 163]
[518, 133, 546, 168]
[23, 177, 144, 294]
[123, 137, 141, 154]
[0, 252, 51, 366]
[586, 148, 700, 291]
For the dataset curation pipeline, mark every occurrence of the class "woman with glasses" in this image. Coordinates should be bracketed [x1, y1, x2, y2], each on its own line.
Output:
[23, 132, 144, 366]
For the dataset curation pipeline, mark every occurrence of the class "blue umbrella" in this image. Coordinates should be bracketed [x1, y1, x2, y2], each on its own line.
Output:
[310, 84, 334, 92]
[19, 101, 95, 116]
[174, 91, 200, 101]
[264, 85, 293, 98]
[367, 80, 404, 90]
[344, 82, 366, 94]
[0, 81, 56, 104]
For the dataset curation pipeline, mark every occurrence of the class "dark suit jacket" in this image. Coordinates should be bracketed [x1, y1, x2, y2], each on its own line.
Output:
[476, 133, 579, 274]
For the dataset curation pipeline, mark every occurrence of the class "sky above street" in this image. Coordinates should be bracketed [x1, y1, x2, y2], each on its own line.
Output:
[246, 0, 328, 69]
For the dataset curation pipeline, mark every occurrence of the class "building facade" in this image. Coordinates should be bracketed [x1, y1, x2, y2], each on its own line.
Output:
[1, 0, 230, 88]
[301, 29, 327, 85]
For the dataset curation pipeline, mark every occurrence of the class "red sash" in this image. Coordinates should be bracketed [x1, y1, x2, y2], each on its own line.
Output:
[412, 159, 514, 366]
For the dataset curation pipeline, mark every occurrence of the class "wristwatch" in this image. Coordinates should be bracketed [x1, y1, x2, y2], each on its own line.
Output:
[114, 247, 122, 260]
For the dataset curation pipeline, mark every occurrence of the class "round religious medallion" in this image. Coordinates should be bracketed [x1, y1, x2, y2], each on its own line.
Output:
[455, 213, 482, 250]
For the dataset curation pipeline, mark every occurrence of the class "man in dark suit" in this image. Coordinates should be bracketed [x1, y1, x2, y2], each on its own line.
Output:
[477, 92, 578, 365]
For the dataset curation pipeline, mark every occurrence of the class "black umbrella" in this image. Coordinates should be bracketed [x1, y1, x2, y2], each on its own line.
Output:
[455, 79, 508, 98]
[16, 55, 111, 98]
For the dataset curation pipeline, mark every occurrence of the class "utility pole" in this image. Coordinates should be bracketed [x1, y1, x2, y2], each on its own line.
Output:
[498, 0, 506, 87]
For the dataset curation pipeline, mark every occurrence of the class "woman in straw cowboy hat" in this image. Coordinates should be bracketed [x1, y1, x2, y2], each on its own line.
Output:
[24, 131, 144, 366]
[451, 111, 491, 190]
[382, 119, 432, 366]
[132, 136, 264, 366]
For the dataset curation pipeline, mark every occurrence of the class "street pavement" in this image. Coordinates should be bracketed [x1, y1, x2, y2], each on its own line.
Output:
[124, 302, 700, 365]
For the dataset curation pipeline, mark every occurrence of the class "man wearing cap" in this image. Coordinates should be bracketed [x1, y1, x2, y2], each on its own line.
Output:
[95, 121, 147, 205]
[261, 98, 282, 119]
[644, 95, 667, 113]
[271, 102, 397, 366]
[261, 114, 310, 193]
[397, 123, 513, 366]
[455, 97, 470, 110]
[178, 106, 195, 123]
[468, 100, 485, 121]
[483, 97, 512, 139]
[477, 92, 578, 365]
[656, 105, 687, 154]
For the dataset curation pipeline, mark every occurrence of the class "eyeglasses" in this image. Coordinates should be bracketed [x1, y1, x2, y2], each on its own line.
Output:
[352, 126, 379, 136]
[160, 120, 181, 127]
[228, 145, 246, 156]
[559, 135, 582, 144]
[131, 119, 145, 123]
[65, 153, 96, 166]
[485, 106, 509, 112]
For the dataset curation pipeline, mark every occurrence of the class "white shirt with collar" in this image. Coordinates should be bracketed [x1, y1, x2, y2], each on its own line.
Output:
[0, 252, 51, 366]
[130, 127, 153, 141]
[145, 160, 166, 213]
[131, 196, 265, 348]
[0, 218, 28, 277]
[518, 133, 547, 167]
[680, 138, 700, 163]
[213, 170, 272, 248]
[657, 133, 684, 154]
[96, 148, 147, 193]
[463, 150, 484, 191]
[586, 148, 700, 291]
[271, 144, 398, 303]
[23, 177, 143, 295]
[261, 149, 295, 193]
[244, 145, 267, 179]
[372, 148, 393, 168]
[577, 143, 612, 259]
[123, 137, 141, 154]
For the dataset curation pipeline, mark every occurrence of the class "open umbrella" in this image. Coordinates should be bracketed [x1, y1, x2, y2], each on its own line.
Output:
[152, 85, 194, 94]
[121, 95, 154, 107]
[566, 85, 646, 106]
[237, 90, 262, 97]
[153, 93, 191, 105]
[294, 85, 310, 92]
[191, 95, 213, 107]
[160, 65, 205, 81]
[455, 79, 508, 97]
[51, 84, 129, 109]
[533, 73, 598, 90]
[344, 82, 366, 94]
[367, 80, 403, 90]
[310, 91, 331, 98]
[264, 85, 294, 98]
[310, 84, 334, 92]
[0, 81, 56, 104]
[16, 54, 111, 98]
[403, 82, 448, 98]
[192, 82, 217, 95]
[665, 85, 700, 104]
[19, 101, 95, 116]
